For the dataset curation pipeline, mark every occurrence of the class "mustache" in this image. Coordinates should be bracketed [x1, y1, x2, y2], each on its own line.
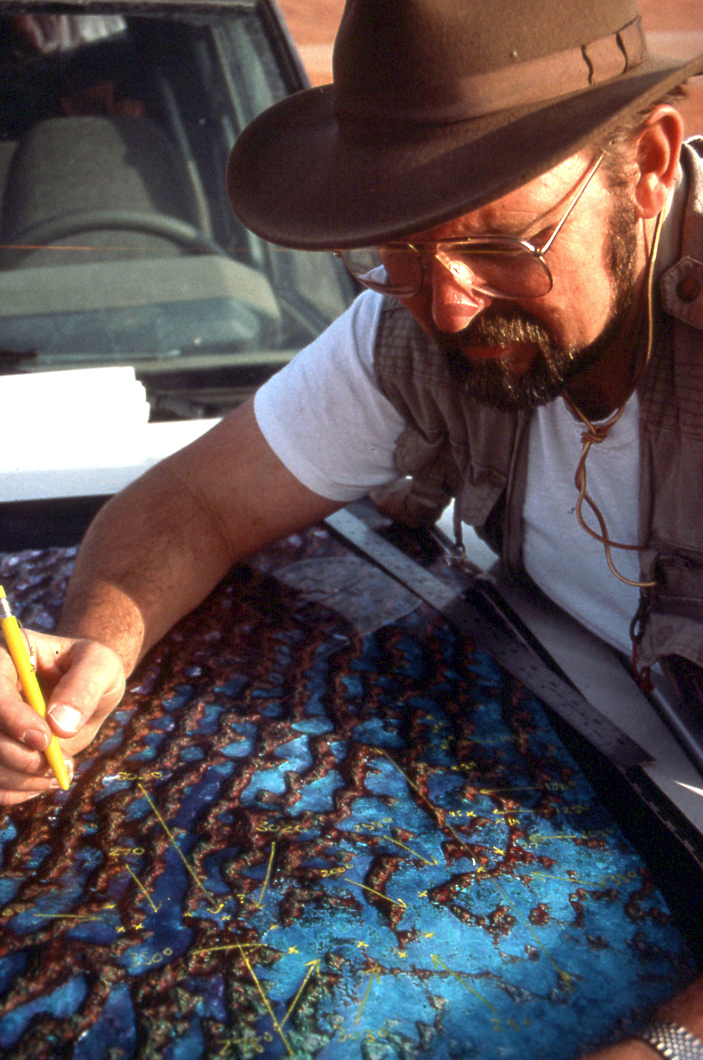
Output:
[432, 303, 556, 355]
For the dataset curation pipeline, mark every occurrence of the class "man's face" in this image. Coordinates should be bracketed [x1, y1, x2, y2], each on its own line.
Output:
[398, 152, 642, 411]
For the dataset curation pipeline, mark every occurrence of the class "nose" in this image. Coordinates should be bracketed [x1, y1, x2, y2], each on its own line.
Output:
[427, 255, 493, 333]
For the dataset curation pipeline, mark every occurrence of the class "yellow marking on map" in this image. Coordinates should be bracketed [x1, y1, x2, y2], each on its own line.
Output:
[525, 871, 588, 885]
[380, 750, 487, 859]
[138, 783, 222, 912]
[490, 878, 573, 986]
[377, 834, 438, 866]
[343, 878, 407, 909]
[124, 862, 160, 912]
[379, 750, 442, 823]
[490, 808, 541, 816]
[381, 750, 574, 986]
[280, 959, 320, 1029]
[237, 943, 293, 1056]
[354, 964, 381, 1024]
[431, 955, 498, 1013]
[256, 843, 276, 908]
[193, 942, 262, 956]
[379, 750, 480, 852]
[379, 750, 576, 987]
[34, 913, 101, 921]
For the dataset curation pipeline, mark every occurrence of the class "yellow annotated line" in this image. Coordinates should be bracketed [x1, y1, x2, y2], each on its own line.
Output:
[343, 878, 407, 909]
[237, 943, 293, 1056]
[137, 783, 223, 913]
[376, 834, 438, 866]
[354, 964, 381, 1024]
[256, 844, 276, 908]
[124, 863, 160, 913]
[431, 955, 498, 1014]
[280, 960, 320, 1029]
[378, 749, 574, 985]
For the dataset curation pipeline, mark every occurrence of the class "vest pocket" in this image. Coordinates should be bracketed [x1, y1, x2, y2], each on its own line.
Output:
[652, 543, 703, 618]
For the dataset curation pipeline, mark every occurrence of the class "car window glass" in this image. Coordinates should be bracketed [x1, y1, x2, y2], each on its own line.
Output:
[0, 4, 354, 419]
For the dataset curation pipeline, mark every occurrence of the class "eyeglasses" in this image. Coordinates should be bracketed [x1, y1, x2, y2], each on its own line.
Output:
[337, 154, 604, 301]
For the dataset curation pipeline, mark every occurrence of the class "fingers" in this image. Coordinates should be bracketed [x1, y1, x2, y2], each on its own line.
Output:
[0, 756, 74, 807]
[0, 641, 53, 752]
[0, 630, 126, 796]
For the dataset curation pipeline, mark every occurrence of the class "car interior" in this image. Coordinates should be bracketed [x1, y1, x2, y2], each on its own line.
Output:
[0, 8, 353, 411]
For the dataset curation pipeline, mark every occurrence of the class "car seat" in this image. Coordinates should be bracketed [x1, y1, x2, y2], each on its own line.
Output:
[0, 114, 203, 265]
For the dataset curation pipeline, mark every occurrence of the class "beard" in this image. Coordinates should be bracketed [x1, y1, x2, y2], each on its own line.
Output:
[433, 195, 640, 411]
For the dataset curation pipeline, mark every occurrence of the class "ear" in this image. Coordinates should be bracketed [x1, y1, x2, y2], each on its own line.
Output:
[633, 105, 684, 219]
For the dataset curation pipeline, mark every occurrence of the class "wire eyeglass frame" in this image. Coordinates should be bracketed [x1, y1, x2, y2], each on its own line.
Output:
[337, 153, 604, 301]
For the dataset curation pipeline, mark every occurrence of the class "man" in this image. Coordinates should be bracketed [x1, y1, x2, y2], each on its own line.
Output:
[2, 0, 703, 1054]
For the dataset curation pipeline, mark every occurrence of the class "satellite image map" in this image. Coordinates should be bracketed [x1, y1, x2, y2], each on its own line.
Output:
[0, 521, 699, 1060]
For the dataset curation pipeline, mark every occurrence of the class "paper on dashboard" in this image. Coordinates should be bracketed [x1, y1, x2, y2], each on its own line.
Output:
[0, 365, 149, 471]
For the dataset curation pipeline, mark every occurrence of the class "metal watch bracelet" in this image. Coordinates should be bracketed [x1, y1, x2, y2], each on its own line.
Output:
[636, 1021, 703, 1060]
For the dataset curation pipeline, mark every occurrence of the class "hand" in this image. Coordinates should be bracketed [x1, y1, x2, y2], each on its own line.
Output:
[0, 630, 126, 805]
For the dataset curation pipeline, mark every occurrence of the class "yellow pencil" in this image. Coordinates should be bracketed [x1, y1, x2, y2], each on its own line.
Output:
[0, 585, 70, 791]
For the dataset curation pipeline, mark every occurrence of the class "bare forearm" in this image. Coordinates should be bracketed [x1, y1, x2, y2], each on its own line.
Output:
[0, 401, 338, 803]
[57, 462, 235, 674]
[57, 400, 339, 677]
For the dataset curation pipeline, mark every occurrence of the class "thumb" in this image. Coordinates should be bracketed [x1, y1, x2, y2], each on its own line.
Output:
[43, 639, 126, 743]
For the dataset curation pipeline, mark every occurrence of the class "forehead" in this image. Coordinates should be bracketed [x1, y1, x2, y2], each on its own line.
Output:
[405, 151, 599, 241]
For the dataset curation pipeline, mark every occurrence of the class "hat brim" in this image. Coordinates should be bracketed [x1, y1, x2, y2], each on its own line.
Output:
[227, 51, 703, 250]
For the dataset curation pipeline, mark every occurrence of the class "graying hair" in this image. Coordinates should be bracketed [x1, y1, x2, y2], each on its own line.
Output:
[596, 84, 689, 189]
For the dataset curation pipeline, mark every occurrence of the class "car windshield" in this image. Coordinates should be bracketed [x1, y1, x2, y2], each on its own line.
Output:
[0, 4, 354, 417]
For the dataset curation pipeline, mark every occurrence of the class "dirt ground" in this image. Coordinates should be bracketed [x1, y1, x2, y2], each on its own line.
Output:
[278, 0, 703, 133]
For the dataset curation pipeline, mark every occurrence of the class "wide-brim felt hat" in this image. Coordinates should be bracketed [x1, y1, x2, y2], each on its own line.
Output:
[226, 0, 703, 250]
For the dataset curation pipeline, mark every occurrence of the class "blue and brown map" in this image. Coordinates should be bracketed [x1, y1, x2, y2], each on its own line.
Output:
[0, 527, 697, 1059]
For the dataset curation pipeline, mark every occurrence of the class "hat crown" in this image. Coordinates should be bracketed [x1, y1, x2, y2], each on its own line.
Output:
[227, 0, 703, 250]
[333, 0, 642, 122]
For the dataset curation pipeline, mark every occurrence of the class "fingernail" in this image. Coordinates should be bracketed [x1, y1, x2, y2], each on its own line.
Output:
[47, 703, 83, 734]
[22, 728, 49, 752]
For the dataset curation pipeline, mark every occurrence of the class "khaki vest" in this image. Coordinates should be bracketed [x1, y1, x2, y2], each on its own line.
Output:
[373, 140, 703, 670]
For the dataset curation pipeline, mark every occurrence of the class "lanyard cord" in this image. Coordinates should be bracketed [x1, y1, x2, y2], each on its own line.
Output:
[562, 210, 663, 591]
[449, 212, 663, 691]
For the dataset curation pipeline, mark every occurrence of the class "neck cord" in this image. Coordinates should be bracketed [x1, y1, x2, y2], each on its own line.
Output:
[449, 212, 664, 690]
[562, 210, 663, 591]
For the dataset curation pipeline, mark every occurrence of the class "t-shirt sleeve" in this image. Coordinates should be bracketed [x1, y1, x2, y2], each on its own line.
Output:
[254, 291, 407, 502]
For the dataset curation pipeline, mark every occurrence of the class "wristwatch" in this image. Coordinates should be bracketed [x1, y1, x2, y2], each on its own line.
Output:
[636, 1021, 703, 1059]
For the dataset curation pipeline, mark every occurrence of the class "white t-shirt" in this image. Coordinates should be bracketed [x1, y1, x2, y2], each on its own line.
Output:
[523, 397, 641, 657]
[255, 292, 404, 501]
[255, 290, 642, 656]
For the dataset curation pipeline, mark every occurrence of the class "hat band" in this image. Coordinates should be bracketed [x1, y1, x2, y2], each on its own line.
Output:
[334, 17, 646, 125]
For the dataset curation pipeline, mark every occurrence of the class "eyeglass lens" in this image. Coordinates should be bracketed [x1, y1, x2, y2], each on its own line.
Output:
[342, 242, 552, 299]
